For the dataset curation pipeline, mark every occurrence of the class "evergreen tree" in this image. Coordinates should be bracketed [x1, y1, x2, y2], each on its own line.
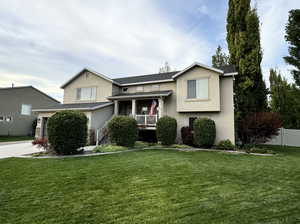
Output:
[283, 9, 300, 87]
[212, 45, 229, 67]
[269, 68, 300, 129]
[226, 1, 267, 119]
[226, 0, 250, 67]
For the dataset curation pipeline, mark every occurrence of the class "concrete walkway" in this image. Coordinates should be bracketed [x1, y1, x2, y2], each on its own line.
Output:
[0, 141, 41, 159]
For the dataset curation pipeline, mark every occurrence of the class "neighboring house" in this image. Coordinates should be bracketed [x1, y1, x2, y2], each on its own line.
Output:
[34, 62, 237, 143]
[0, 86, 60, 136]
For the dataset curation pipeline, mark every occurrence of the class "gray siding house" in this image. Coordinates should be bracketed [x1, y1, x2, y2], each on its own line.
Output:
[0, 86, 60, 136]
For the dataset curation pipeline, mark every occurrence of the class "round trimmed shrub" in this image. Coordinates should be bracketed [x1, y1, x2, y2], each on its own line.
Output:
[156, 116, 177, 145]
[107, 116, 137, 147]
[193, 118, 216, 148]
[47, 111, 88, 155]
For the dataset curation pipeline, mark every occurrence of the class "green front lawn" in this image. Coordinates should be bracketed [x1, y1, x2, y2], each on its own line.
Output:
[0, 136, 33, 142]
[1, 146, 300, 223]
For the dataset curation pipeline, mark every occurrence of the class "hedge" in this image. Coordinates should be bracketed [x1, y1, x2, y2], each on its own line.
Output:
[193, 118, 216, 148]
[107, 116, 137, 147]
[156, 116, 177, 145]
[47, 110, 88, 155]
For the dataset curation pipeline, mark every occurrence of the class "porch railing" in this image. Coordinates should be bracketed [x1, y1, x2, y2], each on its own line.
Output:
[135, 115, 158, 126]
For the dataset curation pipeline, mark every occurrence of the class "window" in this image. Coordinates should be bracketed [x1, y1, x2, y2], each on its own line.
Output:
[136, 86, 144, 92]
[152, 85, 160, 91]
[21, 104, 32, 115]
[0, 116, 4, 122]
[76, 87, 96, 100]
[122, 87, 128, 92]
[187, 78, 209, 99]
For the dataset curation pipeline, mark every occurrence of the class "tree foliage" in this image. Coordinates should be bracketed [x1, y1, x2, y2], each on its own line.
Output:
[212, 45, 229, 68]
[269, 68, 300, 129]
[226, 1, 268, 144]
[156, 116, 177, 145]
[193, 118, 216, 148]
[47, 111, 88, 155]
[239, 112, 282, 145]
[284, 9, 300, 87]
[159, 62, 172, 73]
[107, 116, 137, 147]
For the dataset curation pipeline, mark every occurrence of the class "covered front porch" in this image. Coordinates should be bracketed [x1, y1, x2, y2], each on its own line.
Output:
[107, 90, 172, 129]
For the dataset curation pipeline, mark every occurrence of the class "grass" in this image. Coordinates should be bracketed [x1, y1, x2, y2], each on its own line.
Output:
[1, 145, 300, 223]
[0, 136, 33, 142]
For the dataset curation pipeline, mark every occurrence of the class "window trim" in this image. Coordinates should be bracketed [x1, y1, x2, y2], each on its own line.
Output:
[76, 86, 97, 101]
[186, 77, 209, 101]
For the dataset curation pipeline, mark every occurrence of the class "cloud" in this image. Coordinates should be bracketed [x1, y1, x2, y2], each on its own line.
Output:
[198, 5, 209, 15]
[0, 70, 63, 102]
[0, 0, 214, 101]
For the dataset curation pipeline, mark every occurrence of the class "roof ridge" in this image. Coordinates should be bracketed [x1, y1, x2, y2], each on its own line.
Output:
[112, 70, 180, 80]
[0, 85, 32, 90]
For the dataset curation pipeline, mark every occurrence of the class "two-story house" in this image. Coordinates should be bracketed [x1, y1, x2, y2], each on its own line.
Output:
[33, 62, 237, 143]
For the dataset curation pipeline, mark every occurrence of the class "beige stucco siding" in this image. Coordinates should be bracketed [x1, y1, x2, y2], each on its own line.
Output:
[176, 67, 220, 112]
[161, 77, 234, 144]
[120, 72, 234, 143]
[63, 72, 113, 104]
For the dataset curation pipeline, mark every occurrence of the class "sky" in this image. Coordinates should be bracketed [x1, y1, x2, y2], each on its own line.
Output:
[0, 0, 299, 102]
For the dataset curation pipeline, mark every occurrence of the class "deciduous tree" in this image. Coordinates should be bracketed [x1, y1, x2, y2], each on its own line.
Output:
[212, 45, 229, 67]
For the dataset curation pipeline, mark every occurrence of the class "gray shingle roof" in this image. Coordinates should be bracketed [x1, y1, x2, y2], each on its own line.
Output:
[0, 86, 60, 103]
[33, 102, 113, 111]
[216, 65, 236, 74]
[107, 90, 173, 99]
[112, 71, 178, 85]
[112, 65, 237, 85]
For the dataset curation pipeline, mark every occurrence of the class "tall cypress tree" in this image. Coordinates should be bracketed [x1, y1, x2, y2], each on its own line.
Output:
[226, 0, 250, 67]
[226, 1, 267, 119]
[284, 9, 300, 87]
[242, 9, 268, 112]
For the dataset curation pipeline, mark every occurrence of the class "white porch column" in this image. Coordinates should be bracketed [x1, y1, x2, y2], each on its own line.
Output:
[114, 100, 119, 115]
[158, 98, 164, 118]
[132, 99, 136, 117]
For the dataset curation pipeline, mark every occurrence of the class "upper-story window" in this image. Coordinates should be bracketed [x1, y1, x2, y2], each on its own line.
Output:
[136, 86, 144, 92]
[122, 87, 128, 93]
[187, 78, 209, 99]
[21, 104, 32, 115]
[76, 87, 96, 101]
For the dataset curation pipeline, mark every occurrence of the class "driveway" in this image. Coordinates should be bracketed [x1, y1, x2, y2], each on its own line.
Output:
[0, 141, 41, 159]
